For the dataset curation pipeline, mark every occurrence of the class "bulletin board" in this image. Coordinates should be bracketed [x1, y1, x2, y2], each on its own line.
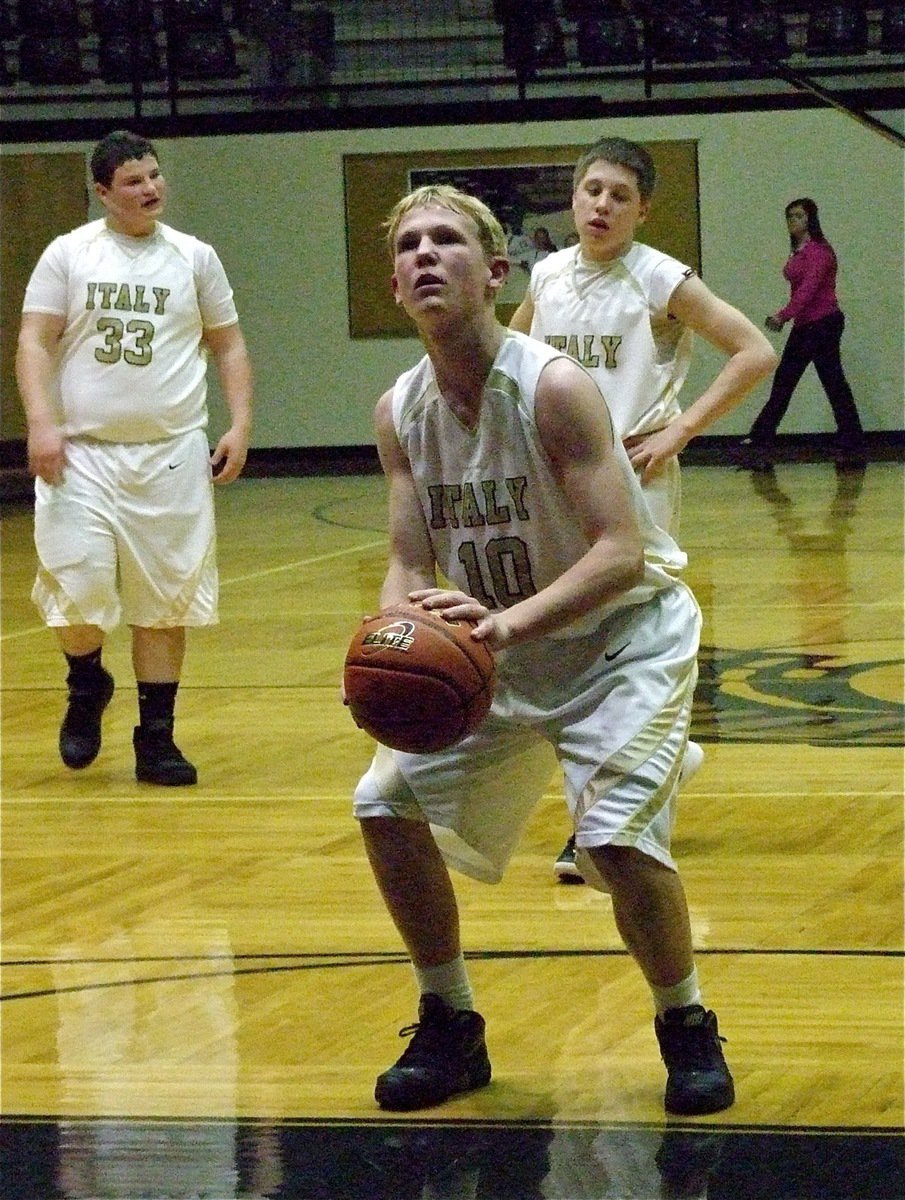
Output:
[342, 140, 700, 338]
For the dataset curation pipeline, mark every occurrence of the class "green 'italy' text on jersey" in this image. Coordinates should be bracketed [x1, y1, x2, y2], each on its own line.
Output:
[392, 330, 685, 637]
[528, 241, 695, 440]
[22, 219, 238, 442]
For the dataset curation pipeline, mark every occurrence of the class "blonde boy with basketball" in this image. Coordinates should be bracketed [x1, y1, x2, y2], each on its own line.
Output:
[351, 183, 736, 1117]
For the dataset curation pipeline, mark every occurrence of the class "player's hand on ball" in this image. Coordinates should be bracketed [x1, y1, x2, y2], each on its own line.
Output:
[409, 589, 511, 651]
[409, 588, 489, 623]
[470, 612, 511, 652]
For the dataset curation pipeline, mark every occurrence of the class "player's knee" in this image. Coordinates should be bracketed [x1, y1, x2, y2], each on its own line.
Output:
[43, 573, 119, 631]
[353, 753, 420, 822]
[585, 842, 656, 888]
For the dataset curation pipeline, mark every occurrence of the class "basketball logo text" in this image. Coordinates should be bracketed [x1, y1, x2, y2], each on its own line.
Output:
[361, 620, 416, 655]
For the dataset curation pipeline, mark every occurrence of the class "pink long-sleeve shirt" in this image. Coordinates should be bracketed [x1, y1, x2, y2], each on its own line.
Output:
[776, 238, 841, 327]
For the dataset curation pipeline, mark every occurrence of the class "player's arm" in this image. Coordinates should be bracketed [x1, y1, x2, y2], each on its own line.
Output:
[628, 276, 778, 482]
[16, 310, 67, 484]
[508, 289, 535, 334]
[203, 321, 254, 484]
[503, 359, 644, 642]
[374, 389, 438, 608]
[668, 276, 778, 433]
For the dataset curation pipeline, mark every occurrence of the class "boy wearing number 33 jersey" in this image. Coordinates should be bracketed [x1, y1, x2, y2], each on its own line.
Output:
[17, 129, 253, 786]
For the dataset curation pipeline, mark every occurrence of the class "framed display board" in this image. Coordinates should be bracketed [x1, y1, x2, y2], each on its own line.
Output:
[343, 140, 700, 338]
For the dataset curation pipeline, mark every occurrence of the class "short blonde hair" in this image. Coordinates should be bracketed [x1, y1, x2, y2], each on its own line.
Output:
[384, 184, 508, 260]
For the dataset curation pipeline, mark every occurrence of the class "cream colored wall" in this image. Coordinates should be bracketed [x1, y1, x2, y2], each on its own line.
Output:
[6, 108, 903, 446]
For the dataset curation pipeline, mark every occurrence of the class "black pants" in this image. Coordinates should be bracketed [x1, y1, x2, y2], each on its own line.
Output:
[749, 310, 864, 445]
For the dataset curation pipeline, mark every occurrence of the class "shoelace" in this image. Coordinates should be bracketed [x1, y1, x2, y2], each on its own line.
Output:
[394, 1015, 456, 1065]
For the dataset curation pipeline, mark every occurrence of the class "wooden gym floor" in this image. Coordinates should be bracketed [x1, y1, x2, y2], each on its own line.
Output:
[1, 457, 903, 1199]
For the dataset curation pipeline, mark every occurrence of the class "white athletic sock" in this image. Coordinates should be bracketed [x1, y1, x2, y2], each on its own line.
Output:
[652, 966, 702, 1017]
[680, 740, 705, 785]
[413, 954, 475, 1012]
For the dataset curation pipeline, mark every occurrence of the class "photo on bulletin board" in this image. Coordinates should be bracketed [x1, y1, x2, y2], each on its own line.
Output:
[408, 163, 575, 310]
[343, 141, 700, 339]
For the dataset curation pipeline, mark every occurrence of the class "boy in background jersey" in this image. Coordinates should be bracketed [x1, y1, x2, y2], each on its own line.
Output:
[351, 183, 735, 1117]
[510, 136, 776, 879]
[16, 129, 254, 786]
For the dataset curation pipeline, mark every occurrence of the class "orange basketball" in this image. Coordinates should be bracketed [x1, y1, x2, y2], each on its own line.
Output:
[343, 603, 496, 753]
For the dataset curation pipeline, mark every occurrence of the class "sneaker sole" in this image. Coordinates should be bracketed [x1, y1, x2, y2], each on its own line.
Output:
[665, 1079, 735, 1115]
[135, 766, 198, 786]
[375, 1065, 491, 1111]
[679, 740, 705, 786]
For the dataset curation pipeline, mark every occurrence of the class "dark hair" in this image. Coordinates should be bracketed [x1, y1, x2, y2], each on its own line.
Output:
[90, 130, 157, 187]
[573, 136, 656, 201]
[785, 197, 825, 248]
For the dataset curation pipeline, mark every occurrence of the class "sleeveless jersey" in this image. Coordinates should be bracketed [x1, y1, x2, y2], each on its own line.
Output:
[391, 330, 685, 639]
[22, 219, 238, 443]
[527, 241, 695, 439]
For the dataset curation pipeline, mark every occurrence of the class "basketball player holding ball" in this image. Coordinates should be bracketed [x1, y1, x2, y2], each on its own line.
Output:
[351, 183, 735, 1117]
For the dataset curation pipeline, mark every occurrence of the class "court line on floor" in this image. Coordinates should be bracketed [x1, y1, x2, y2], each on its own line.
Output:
[2, 946, 901, 1003]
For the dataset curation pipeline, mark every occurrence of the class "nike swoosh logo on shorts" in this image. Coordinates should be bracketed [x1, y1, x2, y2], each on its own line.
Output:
[168, 461, 184, 470]
[604, 642, 630, 662]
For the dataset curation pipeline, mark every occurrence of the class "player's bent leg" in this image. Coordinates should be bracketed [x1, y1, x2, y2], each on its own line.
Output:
[589, 845, 694, 982]
[360, 817, 492, 1110]
[356, 729, 547, 1109]
[360, 815, 462, 969]
[588, 844, 734, 1115]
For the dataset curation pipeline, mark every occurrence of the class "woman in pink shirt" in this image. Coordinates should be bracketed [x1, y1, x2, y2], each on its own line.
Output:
[742, 198, 864, 466]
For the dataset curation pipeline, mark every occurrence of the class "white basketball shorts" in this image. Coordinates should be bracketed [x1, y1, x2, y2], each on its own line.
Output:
[31, 429, 217, 632]
[353, 582, 701, 891]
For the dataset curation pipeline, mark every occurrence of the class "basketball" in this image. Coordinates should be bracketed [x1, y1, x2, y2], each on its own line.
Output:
[343, 603, 496, 753]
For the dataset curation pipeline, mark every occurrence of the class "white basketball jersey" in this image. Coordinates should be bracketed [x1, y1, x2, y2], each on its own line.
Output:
[528, 241, 695, 439]
[22, 219, 238, 442]
[391, 330, 685, 636]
